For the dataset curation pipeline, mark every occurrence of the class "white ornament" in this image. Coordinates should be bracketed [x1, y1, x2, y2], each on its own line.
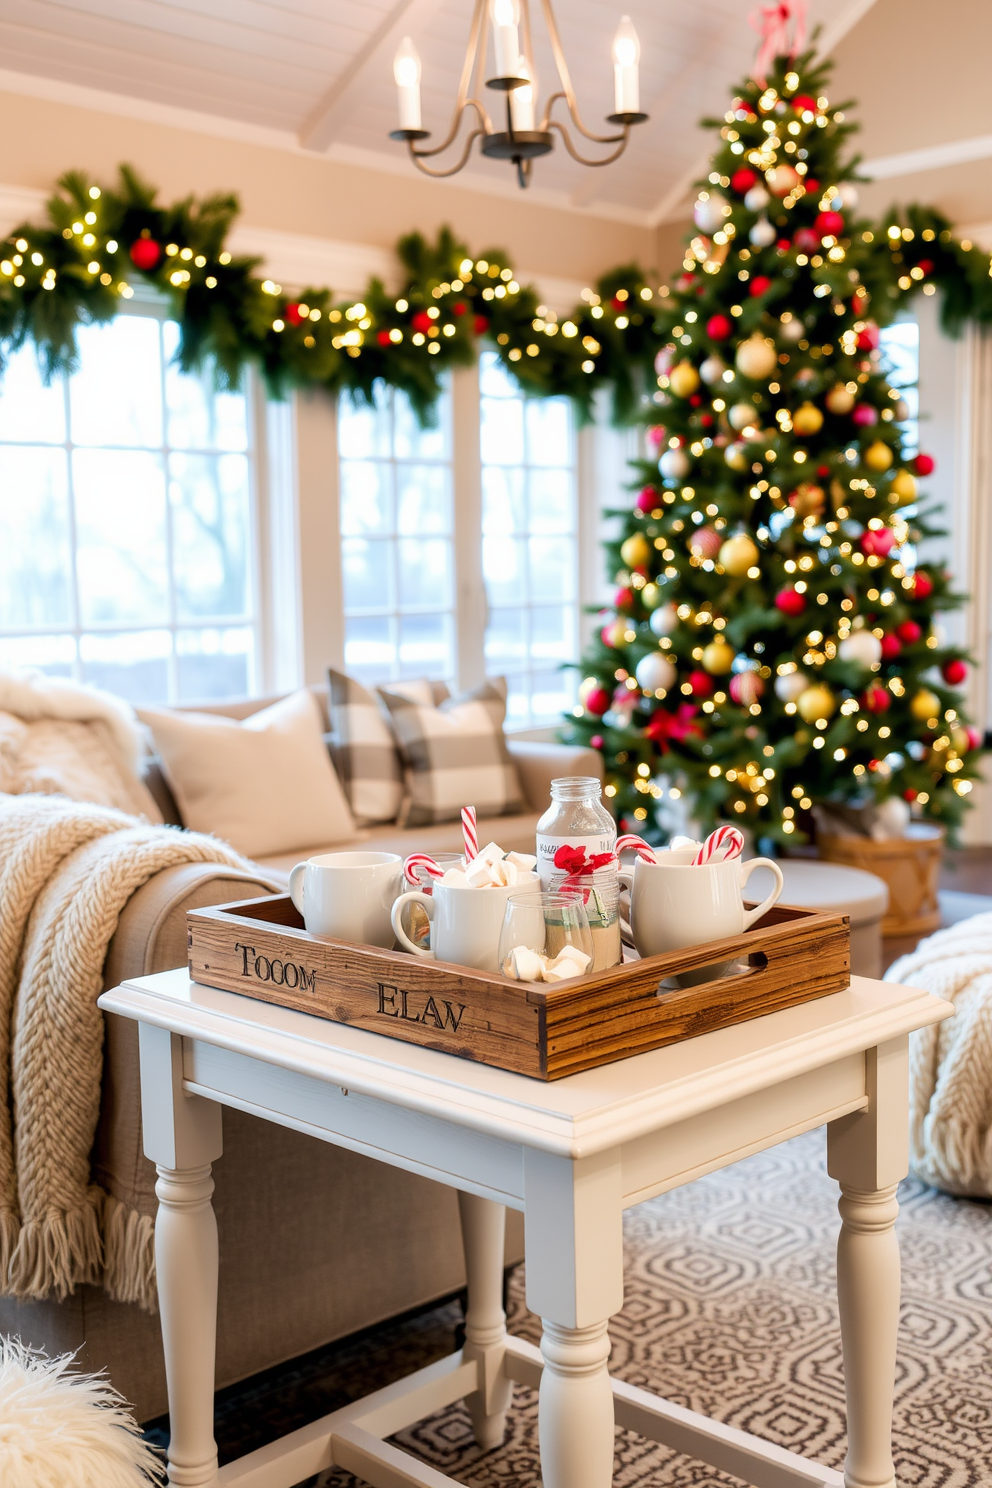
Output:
[774, 670, 808, 703]
[836, 182, 859, 212]
[728, 401, 755, 431]
[649, 603, 678, 637]
[659, 447, 690, 479]
[744, 185, 769, 213]
[735, 334, 778, 380]
[749, 216, 776, 248]
[700, 354, 726, 385]
[635, 652, 677, 694]
[780, 317, 805, 343]
[839, 630, 882, 667]
[693, 192, 727, 234]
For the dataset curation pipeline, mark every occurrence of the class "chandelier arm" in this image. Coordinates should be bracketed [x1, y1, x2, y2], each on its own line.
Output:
[538, 0, 622, 145]
[540, 88, 626, 146]
[415, 0, 491, 161]
[548, 118, 630, 168]
[412, 98, 491, 158]
[408, 128, 486, 177]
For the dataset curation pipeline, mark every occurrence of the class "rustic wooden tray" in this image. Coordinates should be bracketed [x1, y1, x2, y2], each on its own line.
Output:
[186, 894, 850, 1081]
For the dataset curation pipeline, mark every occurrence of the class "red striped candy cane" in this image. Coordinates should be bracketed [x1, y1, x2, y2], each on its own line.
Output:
[461, 805, 478, 862]
[691, 825, 745, 866]
[403, 853, 445, 887]
[615, 833, 658, 864]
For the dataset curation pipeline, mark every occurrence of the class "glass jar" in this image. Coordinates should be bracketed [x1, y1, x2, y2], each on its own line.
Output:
[536, 778, 620, 970]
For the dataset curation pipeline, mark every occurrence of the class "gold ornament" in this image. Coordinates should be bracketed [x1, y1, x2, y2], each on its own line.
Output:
[797, 684, 837, 723]
[719, 533, 759, 575]
[604, 617, 628, 648]
[735, 335, 778, 380]
[793, 402, 824, 436]
[669, 361, 700, 398]
[890, 468, 917, 502]
[766, 164, 801, 197]
[910, 688, 941, 722]
[620, 532, 651, 569]
[701, 639, 735, 675]
[825, 385, 855, 415]
[641, 582, 662, 610]
[789, 481, 825, 518]
[951, 726, 971, 753]
[724, 442, 748, 471]
[864, 440, 894, 472]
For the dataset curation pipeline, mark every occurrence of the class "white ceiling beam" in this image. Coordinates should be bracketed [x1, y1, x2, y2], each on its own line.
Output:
[299, 0, 449, 153]
[862, 134, 992, 181]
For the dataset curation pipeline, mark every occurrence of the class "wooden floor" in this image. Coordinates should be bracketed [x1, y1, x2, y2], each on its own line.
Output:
[882, 845, 992, 971]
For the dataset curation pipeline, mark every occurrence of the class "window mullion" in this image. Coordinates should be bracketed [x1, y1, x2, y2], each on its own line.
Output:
[451, 364, 486, 691]
[62, 375, 83, 682]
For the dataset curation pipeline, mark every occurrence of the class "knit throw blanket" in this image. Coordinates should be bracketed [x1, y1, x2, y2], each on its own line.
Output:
[887, 911, 992, 1197]
[0, 792, 252, 1308]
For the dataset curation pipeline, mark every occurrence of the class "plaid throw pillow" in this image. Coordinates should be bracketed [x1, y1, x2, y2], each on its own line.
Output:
[326, 669, 405, 825]
[377, 680, 525, 826]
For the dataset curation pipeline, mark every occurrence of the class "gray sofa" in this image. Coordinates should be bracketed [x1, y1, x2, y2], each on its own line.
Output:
[0, 686, 601, 1421]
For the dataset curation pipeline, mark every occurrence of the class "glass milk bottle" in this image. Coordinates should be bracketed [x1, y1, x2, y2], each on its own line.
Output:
[536, 778, 620, 970]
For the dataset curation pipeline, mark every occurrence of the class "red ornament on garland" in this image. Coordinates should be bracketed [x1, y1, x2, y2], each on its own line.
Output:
[815, 210, 844, 238]
[942, 659, 968, 685]
[914, 452, 935, 476]
[864, 685, 891, 713]
[793, 228, 819, 254]
[706, 313, 733, 341]
[376, 330, 392, 347]
[411, 310, 432, 333]
[731, 168, 758, 194]
[792, 94, 816, 112]
[880, 634, 902, 660]
[615, 587, 634, 612]
[852, 403, 878, 426]
[129, 236, 161, 271]
[688, 669, 713, 698]
[453, 300, 468, 315]
[636, 486, 657, 513]
[584, 687, 611, 717]
[916, 259, 934, 276]
[911, 570, 934, 600]
[749, 275, 772, 297]
[473, 315, 489, 336]
[285, 302, 306, 326]
[803, 177, 820, 195]
[903, 788, 918, 802]
[775, 586, 806, 617]
[861, 528, 896, 558]
[857, 323, 880, 351]
[897, 620, 922, 643]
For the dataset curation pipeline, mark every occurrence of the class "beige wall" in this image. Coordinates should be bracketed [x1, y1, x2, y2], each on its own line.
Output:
[0, 89, 656, 286]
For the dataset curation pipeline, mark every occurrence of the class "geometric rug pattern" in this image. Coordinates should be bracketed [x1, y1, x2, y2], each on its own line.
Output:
[312, 1130, 992, 1488]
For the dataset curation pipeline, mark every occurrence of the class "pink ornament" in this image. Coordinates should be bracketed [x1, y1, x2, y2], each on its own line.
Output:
[861, 528, 896, 558]
[688, 526, 722, 560]
[880, 634, 902, 660]
[864, 685, 890, 713]
[729, 671, 764, 706]
[852, 403, 878, 427]
[688, 669, 713, 698]
[966, 726, 983, 750]
[636, 486, 658, 513]
[707, 314, 733, 341]
[654, 347, 674, 377]
[793, 227, 819, 254]
[590, 733, 604, 749]
[647, 424, 667, 446]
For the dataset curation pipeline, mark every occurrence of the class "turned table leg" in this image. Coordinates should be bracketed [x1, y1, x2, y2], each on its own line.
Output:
[539, 1319, 614, 1488]
[458, 1191, 512, 1450]
[828, 1038, 909, 1488]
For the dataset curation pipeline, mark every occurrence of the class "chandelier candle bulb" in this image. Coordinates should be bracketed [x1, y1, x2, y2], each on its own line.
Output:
[509, 59, 536, 131]
[612, 15, 641, 114]
[393, 37, 422, 131]
[489, 0, 521, 77]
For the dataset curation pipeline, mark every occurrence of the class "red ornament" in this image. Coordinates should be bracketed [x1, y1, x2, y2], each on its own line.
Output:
[411, 310, 432, 333]
[852, 403, 878, 427]
[793, 227, 819, 254]
[911, 570, 934, 600]
[914, 452, 935, 476]
[689, 394, 702, 407]
[816, 464, 830, 478]
[453, 300, 468, 315]
[729, 672, 764, 706]
[861, 528, 896, 558]
[903, 788, 918, 802]
[967, 726, 983, 750]
[590, 734, 604, 750]
[852, 288, 870, 315]
[129, 236, 161, 271]
[611, 294, 627, 311]
[916, 259, 934, 276]
[864, 686, 891, 713]
[285, 302, 306, 326]
[880, 634, 902, 660]
[731, 168, 758, 194]
[749, 275, 773, 297]
[815, 210, 845, 238]
[856, 323, 880, 350]
[897, 621, 922, 643]
[636, 486, 657, 513]
[792, 94, 816, 112]
[803, 177, 820, 195]
[943, 659, 968, 685]
[376, 330, 392, 346]
[584, 687, 611, 717]
[707, 313, 733, 341]
[647, 425, 667, 447]
[615, 587, 634, 611]
[688, 669, 713, 698]
[776, 239, 792, 252]
[775, 586, 806, 617]
[473, 315, 489, 336]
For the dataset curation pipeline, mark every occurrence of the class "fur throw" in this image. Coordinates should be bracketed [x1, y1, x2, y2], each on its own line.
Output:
[886, 911, 992, 1196]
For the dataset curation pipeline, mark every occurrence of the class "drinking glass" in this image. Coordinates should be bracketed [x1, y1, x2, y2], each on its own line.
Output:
[498, 891, 594, 981]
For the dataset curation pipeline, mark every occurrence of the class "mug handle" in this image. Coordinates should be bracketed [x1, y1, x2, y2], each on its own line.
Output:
[391, 890, 435, 958]
[740, 857, 785, 930]
[289, 862, 307, 916]
[617, 868, 635, 947]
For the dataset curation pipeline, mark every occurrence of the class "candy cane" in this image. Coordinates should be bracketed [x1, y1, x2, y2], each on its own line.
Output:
[403, 853, 445, 887]
[692, 825, 745, 866]
[461, 805, 478, 862]
[615, 833, 659, 864]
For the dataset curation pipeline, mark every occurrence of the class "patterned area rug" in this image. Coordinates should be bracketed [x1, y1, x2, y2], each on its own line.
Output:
[310, 1130, 992, 1488]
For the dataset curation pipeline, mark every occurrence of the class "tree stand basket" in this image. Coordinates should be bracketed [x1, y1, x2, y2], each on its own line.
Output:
[817, 823, 944, 938]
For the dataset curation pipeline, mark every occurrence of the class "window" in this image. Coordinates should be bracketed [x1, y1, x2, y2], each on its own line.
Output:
[0, 312, 257, 702]
[338, 382, 455, 685]
[479, 352, 578, 725]
[880, 318, 919, 456]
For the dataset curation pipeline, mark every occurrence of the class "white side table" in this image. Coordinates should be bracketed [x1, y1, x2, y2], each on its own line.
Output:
[99, 969, 951, 1488]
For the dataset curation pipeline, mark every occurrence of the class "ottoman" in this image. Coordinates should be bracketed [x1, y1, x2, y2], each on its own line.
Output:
[746, 859, 889, 979]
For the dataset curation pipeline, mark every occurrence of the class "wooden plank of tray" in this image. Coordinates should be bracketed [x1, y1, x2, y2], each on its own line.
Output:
[187, 896, 850, 1081]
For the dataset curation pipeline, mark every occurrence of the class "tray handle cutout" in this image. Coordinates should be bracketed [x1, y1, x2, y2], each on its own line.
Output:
[656, 949, 768, 996]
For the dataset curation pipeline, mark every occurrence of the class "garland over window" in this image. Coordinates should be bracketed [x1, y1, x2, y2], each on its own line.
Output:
[1, 163, 990, 423]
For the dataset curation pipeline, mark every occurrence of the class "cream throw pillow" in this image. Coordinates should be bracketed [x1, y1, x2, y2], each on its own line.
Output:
[139, 690, 356, 858]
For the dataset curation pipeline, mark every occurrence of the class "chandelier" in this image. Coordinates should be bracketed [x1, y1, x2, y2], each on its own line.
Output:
[389, 0, 647, 189]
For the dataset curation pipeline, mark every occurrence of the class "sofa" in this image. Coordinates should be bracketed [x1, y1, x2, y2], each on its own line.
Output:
[0, 684, 601, 1422]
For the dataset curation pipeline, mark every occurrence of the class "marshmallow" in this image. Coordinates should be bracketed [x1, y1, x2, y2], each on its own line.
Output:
[464, 855, 501, 888]
[476, 840, 505, 867]
[506, 851, 537, 872]
[551, 944, 591, 973]
[504, 945, 545, 982]
[441, 867, 467, 886]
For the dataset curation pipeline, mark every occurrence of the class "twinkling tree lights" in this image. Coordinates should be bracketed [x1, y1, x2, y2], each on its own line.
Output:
[564, 46, 982, 844]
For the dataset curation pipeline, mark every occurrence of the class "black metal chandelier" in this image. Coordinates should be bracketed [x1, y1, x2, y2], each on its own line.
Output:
[390, 0, 647, 189]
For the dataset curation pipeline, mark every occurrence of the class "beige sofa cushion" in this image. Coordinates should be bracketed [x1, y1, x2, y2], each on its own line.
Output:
[139, 690, 357, 859]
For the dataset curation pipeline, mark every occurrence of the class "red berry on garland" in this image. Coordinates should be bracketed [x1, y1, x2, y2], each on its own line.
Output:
[857, 324, 880, 351]
[636, 486, 657, 513]
[903, 788, 918, 802]
[688, 669, 713, 698]
[803, 178, 820, 195]
[473, 315, 489, 336]
[689, 394, 702, 407]
[816, 464, 830, 478]
[411, 310, 432, 333]
[815, 210, 845, 238]
[376, 330, 392, 347]
[776, 239, 792, 252]
[775, 586, 806, 617]
[611, 294, 628, 311]
[911, 570, 934, 600]
[129, 235, 161, 271]
[792, 94, 816, 112]
[584, 687, 611, 717]
[590, 734, 604, 750]
[880, 634, 902, 660]
[453, 300, 467, 315]
[864, 685, 891, 713]
[731, 168, 758, 194]
[897, 620, 922, 643]
[916, 259, 934, 276]
[943, 659, 968, 685]
[285, 302, 306, 326]
[707, 313, 733, 341]
[700, 413, 714, 428]
[914, 452, 935, 476]
[749, 275, 772, 297]
[793, 227, 819, 253]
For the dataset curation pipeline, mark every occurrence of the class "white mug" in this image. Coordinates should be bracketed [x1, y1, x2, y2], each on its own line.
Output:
[289, 851, 403, 947]
[618, 853, 785, 961]
[391, 873, 540, 974]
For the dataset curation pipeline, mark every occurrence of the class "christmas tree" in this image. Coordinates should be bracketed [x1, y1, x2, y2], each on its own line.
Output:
[564, 40, 982, 846]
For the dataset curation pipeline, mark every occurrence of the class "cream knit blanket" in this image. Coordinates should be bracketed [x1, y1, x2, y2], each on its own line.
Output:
[887, 911, 992, 1197]
[0, 792, 253, 1308]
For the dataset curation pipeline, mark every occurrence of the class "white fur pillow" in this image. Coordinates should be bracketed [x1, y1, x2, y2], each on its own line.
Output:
[139, 690, 357, 859]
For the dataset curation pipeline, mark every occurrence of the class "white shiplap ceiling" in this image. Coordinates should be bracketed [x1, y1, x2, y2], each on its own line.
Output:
[0, 0, 877, 224]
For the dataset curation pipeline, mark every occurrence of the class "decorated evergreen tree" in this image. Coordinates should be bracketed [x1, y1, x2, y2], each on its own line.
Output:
[564, 38, 982, 845]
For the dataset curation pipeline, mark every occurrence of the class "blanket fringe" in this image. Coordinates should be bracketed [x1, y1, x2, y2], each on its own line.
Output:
[103, 1195, 157, 1313]
[5, 1191, 103, 1300]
